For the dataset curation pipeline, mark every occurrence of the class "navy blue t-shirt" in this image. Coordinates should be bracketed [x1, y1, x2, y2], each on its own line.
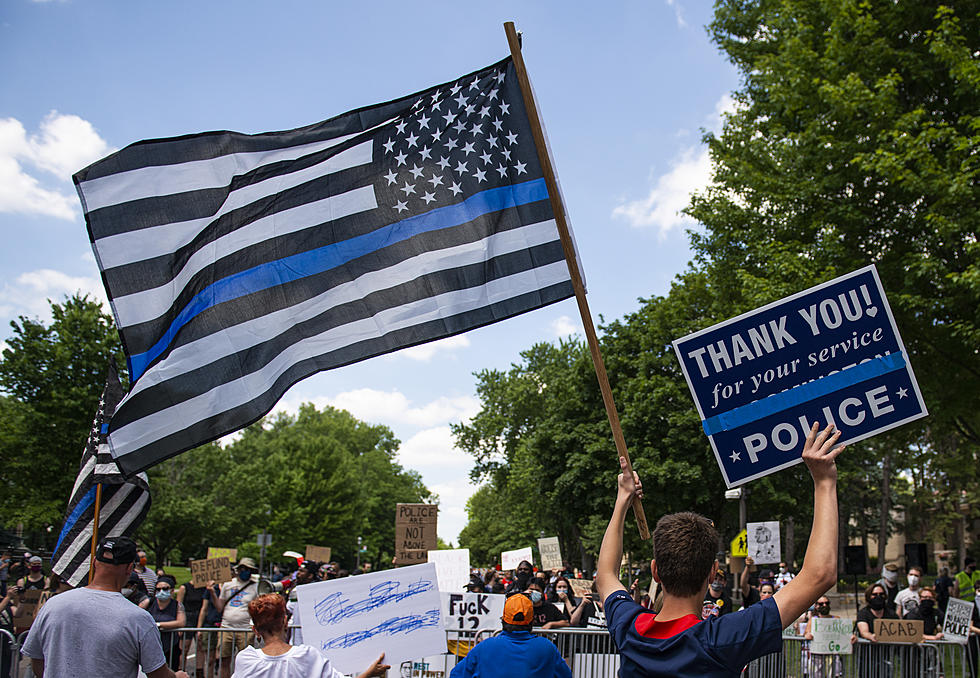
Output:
[604, 589, 783, 677]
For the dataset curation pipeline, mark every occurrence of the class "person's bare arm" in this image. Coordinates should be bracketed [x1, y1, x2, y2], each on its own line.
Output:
[772, 423, 844, 629]
[568, 599, 588, 626]
[208, 581, 227, 614]
[158, 603, 186, 630]
[741, 557, 754, 598]
[146, 662, 189, 678]
[543, 619, 570, 629]
[356, 653, 391, 678]
[596, 457, 642, 604]
[856, 620, 876, 642]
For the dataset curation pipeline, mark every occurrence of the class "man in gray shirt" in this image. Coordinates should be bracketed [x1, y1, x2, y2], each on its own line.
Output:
[21, 536, 189, 678]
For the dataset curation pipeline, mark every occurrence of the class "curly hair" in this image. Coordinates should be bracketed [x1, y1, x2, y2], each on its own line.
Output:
[248, 593, 287, 636]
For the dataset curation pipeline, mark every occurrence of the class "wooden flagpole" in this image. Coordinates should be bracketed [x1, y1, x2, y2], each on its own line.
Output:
[87, 483, 103, 584]
[503, 21, 650, 540]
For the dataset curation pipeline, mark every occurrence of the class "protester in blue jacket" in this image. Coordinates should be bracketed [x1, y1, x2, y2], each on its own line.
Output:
[449, 593, 572, 678]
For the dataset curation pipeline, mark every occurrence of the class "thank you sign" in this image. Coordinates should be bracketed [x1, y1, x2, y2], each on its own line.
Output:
[673, 266, 926, 487]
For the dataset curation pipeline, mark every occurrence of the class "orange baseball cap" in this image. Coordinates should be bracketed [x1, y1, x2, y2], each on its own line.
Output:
[502, 593, 533, 625]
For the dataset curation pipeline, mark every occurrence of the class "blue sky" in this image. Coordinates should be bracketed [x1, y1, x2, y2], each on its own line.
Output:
[0, 0, 738, 544]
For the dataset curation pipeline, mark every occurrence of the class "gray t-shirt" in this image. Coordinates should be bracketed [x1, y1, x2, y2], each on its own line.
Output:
[21, 587, 166, 677]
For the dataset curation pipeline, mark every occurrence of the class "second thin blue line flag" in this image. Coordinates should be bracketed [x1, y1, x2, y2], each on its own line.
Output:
[75, 57, 575, 475]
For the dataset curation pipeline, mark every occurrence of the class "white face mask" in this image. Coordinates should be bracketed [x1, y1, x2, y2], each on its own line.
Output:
[907, 574, 919, 587]
[882, 569, 897, 583]
[779, 567, 787, 574]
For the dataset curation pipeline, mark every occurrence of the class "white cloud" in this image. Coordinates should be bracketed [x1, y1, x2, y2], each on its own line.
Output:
[390, 334, 470, 362]
[397, 426, 471, 469]
[429, 480, 481, 544]
[612, 94, 736, 237]
[272, 388, 480, 429]
[0, 112, 112, 220]
[0, 268, 108, 321]
[664, 0, 687, 28]
[551, 314, 581, 338]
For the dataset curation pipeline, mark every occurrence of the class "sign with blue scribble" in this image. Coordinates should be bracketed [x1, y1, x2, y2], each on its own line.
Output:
[295, 562, 445, 673]
[673, 265, 927, 488]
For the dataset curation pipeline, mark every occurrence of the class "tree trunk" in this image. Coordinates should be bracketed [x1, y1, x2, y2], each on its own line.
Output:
[877, 452, 891, 569]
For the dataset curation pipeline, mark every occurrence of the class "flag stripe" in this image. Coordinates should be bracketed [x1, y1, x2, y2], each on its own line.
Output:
[114, 231, 566, 425]
[53, 485, 97, 554]
[127, 178, 548, 379]
[110, 277, 573, 472]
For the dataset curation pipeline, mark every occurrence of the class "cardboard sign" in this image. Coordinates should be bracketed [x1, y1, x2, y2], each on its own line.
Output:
[190, 556, 233, 588]
[395, 504, 438, 565]
[440, 592, 505, 632]
[874, 618, 923, 644]
[207, 547, 237, 562]
[810, 617, 853, 654]
[673, 266, 927, 487]
[538, 537, 563, 571]
[295, 562, 445, 674]
[746, 521, 781, 565]
[12, 590, 48, 629]
[941, 598, 973, 643]
[730, 529, 748, 557]
[427, 549, 470, 592]
[305, 545, 332, 563]
[501, 547, 533, 571]
[568, 579, 594, 599]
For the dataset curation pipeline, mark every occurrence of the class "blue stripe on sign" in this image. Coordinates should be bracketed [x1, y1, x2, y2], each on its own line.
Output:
[701, 352, 907, 436]
[53, 484, 98, 553]
[129, 178, 550, 381]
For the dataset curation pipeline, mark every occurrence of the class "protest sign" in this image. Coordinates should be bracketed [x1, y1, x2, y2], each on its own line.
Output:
[440, 592, 505, 632]
[501, 547, 533, 571]
[207, 547, 237, 562]
[190, 556, 233, 588]
[12, 590, 46, 630]
[941, 598, 973, 643]
[538, 537, 563, 571]
[730, 529, 748, 557]
[296, 562, 445, 674]
[810, 617, 853, 654]
[427, 549, 470, 592]
[395, 504, 438, 565]
[746, 521, 781, 564]
[874, 618, 923, 644]
[305, 545, 332, 563]
[568, 579, 594, 599]
[673, 266, 927, 487]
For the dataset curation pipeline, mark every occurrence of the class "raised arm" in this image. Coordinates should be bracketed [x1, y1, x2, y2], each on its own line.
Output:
[741, 556, 755, 598]
[772, 423, 844, 629]
[597, 457, 642, 604]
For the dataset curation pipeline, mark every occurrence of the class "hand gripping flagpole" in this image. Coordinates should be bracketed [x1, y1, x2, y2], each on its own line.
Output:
[504, 22, 650, 540]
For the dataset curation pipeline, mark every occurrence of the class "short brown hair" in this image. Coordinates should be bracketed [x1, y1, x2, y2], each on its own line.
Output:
[652, 512, 719, 597]
[248, 593, 287, 636]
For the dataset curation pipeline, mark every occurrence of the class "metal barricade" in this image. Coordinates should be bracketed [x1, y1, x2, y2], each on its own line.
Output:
[0, 629, 16, 678]
[167, 626, 261, 678]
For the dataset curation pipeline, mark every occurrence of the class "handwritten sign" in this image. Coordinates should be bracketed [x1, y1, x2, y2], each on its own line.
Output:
[396, 504, 438, 565]
[746, 521, 781, 565]
[501, 547, 533, 571]
[874, 618, 923, 644]
[13, 590, 48, 630]
[207, 547, 237, 562]
[538, 537, 563, 571]
[305, 545, 332, 563]
[427, 549, 470, 592]
[190, 557, 233, 588]
[673, 266, 927, 487]
[941, 598, 973, 643]
[295, 562, 445, 674]
[810, 617, 853, 654]
[440, 592, 504, 632]
[568, 579, 594, 599]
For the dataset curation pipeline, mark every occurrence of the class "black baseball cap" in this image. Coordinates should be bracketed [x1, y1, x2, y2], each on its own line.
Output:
[95, 536, 139, 565]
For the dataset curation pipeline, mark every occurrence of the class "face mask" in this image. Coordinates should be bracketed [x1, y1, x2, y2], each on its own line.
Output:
[779, 567, 787, 574]
[882, 569, 897, 583]
[529, 590, 542, 604]
[816, 604, 830, 615]
[139, 557, 147, 566]
[121, 587, 133, 597]
[869, 595, 886, 610]
[29, 565, 42, 573]
[907, 574, 919, 587]
[919, 600, 934, 612]
[710, 582, 723, 592]
[238, 570, 252, 582]
[156, 590, 171, 601]
[516, 570, 531, 583]
[556, 588, 568, 596]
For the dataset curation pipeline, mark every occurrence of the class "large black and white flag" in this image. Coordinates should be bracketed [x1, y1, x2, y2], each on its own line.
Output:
[51, 361, 151, 586]
[75, 57, 575, 475]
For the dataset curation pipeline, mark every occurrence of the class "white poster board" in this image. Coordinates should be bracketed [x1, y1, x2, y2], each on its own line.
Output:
[440, 592, 505, 632]
[427, 548, 470, 592]
[810, 617, 853, 654]
[538, 537, 563, 571]
[295, 562, 444, 673]
[941, 598, 973, 643]
[501, 547, 533, 570]
[746, 521, 781, 564]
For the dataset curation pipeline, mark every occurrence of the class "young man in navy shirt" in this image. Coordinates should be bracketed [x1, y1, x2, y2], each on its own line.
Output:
[597, 423, 844, 677]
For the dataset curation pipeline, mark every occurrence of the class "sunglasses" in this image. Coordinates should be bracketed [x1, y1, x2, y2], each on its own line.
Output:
[156, 586, 171, 591]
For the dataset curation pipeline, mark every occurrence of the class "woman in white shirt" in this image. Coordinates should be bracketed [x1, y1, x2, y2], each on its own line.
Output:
[232, 593, 389, 678]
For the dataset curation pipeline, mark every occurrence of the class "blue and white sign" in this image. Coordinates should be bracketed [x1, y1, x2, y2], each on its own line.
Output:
[673, 266, 927, 487]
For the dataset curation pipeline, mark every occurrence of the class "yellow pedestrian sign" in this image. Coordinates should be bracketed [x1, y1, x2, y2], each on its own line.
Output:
[731, 529, 747, 557]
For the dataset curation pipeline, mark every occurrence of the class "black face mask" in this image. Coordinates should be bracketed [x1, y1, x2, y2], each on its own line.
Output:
[919, 600, 935, 613]
[869, 595, 886, 611]
[816, 604, 830, 615]
[515, 571, 531, 586]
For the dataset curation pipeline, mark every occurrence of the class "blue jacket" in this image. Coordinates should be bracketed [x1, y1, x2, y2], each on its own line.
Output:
[449, 629, 572, 678]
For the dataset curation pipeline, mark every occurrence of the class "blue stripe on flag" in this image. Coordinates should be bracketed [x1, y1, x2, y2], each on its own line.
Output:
[100, 423, 109, 434]
[53, 485, 98, 553]
[129, 178, 550, 380]
[701, 352, 907, 436]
